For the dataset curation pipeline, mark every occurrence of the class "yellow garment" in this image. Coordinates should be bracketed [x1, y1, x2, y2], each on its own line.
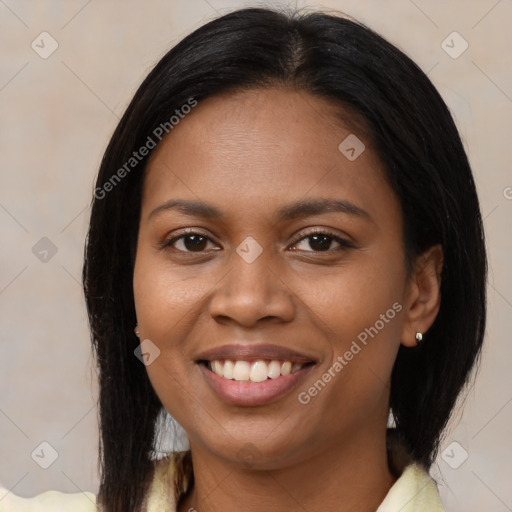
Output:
[0, 451, 444, 511]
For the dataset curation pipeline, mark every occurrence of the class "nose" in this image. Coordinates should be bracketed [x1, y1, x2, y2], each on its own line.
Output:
[208, 247, 296, 328]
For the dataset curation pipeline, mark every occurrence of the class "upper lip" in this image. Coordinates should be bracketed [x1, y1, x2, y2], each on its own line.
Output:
[195, 344, 316, 364]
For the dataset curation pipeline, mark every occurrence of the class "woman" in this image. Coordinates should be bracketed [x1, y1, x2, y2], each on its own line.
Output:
[0, 6, 486, 512]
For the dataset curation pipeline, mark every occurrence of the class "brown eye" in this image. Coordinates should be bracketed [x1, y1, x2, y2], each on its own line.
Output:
[182, 234, 208, 251]
[292, 230, 353, 253]
[306, 234, 334, 251]
[164, 233, 217, 252]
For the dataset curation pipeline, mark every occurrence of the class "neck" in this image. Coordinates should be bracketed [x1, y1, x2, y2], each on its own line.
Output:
[177, 429, 396, 512]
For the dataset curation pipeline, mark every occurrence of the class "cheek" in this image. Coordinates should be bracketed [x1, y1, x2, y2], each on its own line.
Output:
[305, 247, 405, 345]
[132, 259, 200, 426]
[132, 254, 198, 394]
[295, 285, 403, 441]
[290, 279, 403, 449]
[133, 251, 212, 337]
[132, 251, 224, 415]
[300, 252, 405, 403]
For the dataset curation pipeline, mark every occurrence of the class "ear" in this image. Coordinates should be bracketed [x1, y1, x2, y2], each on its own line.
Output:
[400, 244, 444, 347]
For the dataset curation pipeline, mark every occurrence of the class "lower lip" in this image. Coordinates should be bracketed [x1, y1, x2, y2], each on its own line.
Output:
[198, 363, 314, 406]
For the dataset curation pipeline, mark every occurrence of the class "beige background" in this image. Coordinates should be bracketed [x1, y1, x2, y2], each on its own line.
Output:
[0, 0, 511, 510]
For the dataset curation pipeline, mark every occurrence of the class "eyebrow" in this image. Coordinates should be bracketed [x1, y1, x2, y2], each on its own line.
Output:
[148, 198, 372, 223]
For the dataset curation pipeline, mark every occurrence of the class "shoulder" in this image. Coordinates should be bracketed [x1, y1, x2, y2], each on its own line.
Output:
[144, 451, 192, 512]
[0, 486, 97, 512]
[382, 431, 445, 511]
[377, 463, 445, 512]
[0, 452, 191, 512]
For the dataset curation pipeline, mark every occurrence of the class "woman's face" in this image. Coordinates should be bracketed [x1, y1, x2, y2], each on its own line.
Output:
[133, 88, 415, 467]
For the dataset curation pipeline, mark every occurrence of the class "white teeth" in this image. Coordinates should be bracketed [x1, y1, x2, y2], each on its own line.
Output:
[249, 360, 268, 382]
[208, 359, 307, 382]
[281, 361, 292, 376]
[223, 360, 234, 379]
[212, 360, 223, 376]
[267, 360, 281, 379]
[233, 361, 250, 381]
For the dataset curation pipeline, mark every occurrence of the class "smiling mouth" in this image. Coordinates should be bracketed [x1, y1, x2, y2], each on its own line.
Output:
[199, 359, 315, 383]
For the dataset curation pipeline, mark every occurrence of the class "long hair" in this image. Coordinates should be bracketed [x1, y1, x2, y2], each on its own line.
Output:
[83, 7, 486, 511]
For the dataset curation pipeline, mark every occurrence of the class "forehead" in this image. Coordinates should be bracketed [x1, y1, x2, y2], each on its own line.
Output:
[141, 87, 396, 225]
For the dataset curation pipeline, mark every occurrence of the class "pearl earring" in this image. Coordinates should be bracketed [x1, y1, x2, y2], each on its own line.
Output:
[134, 325, 140, 338]
[415, 332, 423, 344]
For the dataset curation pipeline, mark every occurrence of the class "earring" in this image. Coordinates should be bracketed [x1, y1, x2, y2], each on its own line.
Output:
[415, 332, 423, 345]
[134, 325, 140, 338]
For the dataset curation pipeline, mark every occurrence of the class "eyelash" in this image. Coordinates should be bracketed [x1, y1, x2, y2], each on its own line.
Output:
[159, 227, 355, 254]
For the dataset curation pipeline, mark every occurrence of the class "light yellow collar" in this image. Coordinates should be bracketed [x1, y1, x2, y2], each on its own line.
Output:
[376, 463, 444, 511]
[146, 451, 444, 512]
[0, 440, 444, 511]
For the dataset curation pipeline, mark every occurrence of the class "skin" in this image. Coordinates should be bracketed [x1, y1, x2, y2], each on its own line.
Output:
[133, 87, 443, 512]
